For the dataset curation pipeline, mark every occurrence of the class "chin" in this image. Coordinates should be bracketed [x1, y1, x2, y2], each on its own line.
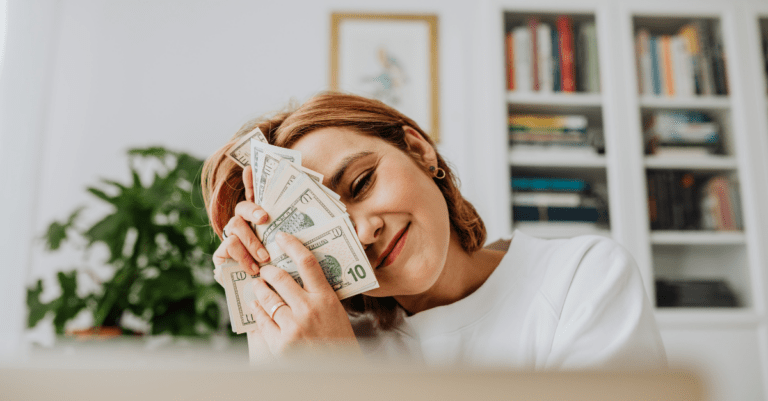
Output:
[364, 263, 442, 298]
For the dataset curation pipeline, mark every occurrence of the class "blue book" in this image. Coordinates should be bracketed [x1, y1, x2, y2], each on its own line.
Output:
[552, 26, 561, 92]
[513, 205, 603, 223]
[649, 37, 661, 95]
[511, 177, 590, 192]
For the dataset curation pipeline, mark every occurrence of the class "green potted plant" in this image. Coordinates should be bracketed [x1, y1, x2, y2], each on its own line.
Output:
[27, 147, 227, 337]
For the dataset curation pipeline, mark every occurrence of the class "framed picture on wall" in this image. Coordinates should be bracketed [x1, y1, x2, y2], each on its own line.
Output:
[330, 13, 440, 142]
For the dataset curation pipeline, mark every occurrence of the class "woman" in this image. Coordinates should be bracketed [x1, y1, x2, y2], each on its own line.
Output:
[202, 92, 666, 369]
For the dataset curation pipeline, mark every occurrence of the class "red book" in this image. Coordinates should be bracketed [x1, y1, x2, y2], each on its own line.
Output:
[556, 16, 575, 92]
[528, 17, 539, 91]
[506, 31, 515, 90]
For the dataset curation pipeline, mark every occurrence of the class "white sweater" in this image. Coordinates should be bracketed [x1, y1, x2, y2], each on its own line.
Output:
[358, 230, 667, 370]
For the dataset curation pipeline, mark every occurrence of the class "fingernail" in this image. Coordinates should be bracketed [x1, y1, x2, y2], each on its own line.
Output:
[276, 232, 287, 242]
[257, 248, 270, 263]
[253, 210, 268, 224]
[250, 263, 260, 274]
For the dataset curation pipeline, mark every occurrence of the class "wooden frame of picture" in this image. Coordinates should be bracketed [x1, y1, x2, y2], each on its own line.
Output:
[330, 13, 440, 142]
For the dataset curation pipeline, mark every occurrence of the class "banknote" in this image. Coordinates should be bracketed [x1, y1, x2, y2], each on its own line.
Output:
[227, 127, 268, 167]
[222, 217, 378, 334]
[251, 140, 302, 206]
[256, 178, 347, 249]
[220, 259, 260, 334]
[263, 159, 344, 212]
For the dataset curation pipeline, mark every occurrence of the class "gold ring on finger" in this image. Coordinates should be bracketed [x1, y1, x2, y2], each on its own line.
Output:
[269, 302, 288, 320]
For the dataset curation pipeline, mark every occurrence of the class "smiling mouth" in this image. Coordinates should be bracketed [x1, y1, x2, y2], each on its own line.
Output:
[376, 223, 410, 269]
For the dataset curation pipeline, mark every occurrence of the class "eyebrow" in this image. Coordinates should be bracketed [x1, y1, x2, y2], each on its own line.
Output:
[329, 151, 374, 191]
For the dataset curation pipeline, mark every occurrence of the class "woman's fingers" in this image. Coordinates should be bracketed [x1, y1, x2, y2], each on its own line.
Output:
[213, 236, 259, 275]
[248, 297, 281, 338]
[227, 216, 270, 265]
[259, 265, 305, 307]
[275, 232, 331, 294]
[243, 166, 255, 203]
[234, 201, 269, 226]
[252, 277, 293, 326]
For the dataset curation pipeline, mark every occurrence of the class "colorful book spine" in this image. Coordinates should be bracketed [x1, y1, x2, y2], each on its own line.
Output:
[528, 17, 540, 91]
[636, 29, 653, 95]
[650, 37, 661, 95]
[552, 25, 561, 92]
[537, 23, 553, 92]
[661, 36, 675, 96]
[508, 114, 588, 131]
[511, 177, 589, 192]
[513, 26, 532, 92]
[557, 16, 576, 92]
[671, 35, 694, 97]
[506, 31, 515, 91]
[582, 22, 600, 93]
[513, 205, 602, 223]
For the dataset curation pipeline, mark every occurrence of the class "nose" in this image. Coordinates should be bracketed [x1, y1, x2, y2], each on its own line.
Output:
[352, 212, 383, 249]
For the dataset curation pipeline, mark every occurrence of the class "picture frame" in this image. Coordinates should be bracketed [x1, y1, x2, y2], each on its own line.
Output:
[330, 13, 440, 142]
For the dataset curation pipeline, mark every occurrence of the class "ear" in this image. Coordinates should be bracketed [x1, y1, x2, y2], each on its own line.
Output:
[402, 126, 437, 168]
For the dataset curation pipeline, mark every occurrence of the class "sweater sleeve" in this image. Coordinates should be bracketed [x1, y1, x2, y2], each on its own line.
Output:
[543, 236, 667, 370]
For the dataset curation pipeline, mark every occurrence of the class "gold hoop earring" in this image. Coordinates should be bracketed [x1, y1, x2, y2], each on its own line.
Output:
[432, 166, 446, 180]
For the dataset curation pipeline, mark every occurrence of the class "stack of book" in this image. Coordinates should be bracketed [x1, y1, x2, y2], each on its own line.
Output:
[635, 20, 728, 97]
[511, 176, 609, 226]
[643, 110, 721, 156]
[656, 279, 738, 307]
[506, 16, 600, 93]
[647, 172, 742, 230]
[509, 114, 604, 153]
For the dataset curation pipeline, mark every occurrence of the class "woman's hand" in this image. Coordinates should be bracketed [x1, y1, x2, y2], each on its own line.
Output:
[212, 167, 270, 281]
[248, 231, 360, 356]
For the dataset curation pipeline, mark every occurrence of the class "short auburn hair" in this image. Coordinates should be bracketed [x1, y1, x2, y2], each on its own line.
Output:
[201, 92, 486, 330]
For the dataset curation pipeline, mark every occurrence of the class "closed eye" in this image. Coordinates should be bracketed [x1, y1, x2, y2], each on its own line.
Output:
[351, 169, 375, 199]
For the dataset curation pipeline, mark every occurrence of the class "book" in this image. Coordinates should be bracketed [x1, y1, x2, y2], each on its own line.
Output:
[661, 35, 675, 96]
[636, 30, 653, 95]
[581, 22, 600, 93]
[512, 192, 583, 207]
[644, 111, 720, 147]
[513, 26, 533, 92]
[537, 23, 554, 92]
[513, 205, 605, 223]
[552, 24, 561, 92]
[656, 279, 737, 307]
[511, 176, 590, 192]
[711, 20, 728, 95]
[695, 20, 715, 95]
[651, 145, 717, 157]
[528, 17, 540, 91]
[556, 16, 576, 92]
[649, 36, 661, 95]
[508, 114, 588, 131]
[671, 35, 695, 97]
[506, 31, 515, 90]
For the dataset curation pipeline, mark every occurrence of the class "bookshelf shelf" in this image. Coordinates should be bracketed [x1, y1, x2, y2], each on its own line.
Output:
[650, 230, 746, 245]
[638, 95, 731, 110]
[509, 147, 606, 168]
[654, 308, 760, 328]
[512, 222, 612, 240]
[643, 155, 738, 170]
[506, 91, 602, 107]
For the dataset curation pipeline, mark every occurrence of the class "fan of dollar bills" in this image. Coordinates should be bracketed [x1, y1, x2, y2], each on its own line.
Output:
[220, 128, 379, 334]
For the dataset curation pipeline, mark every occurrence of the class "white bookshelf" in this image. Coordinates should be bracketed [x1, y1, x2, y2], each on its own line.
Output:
[476, 1, 768, 399]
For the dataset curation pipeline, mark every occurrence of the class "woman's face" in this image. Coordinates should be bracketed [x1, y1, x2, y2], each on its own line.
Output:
[290, 127, 451, 297]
